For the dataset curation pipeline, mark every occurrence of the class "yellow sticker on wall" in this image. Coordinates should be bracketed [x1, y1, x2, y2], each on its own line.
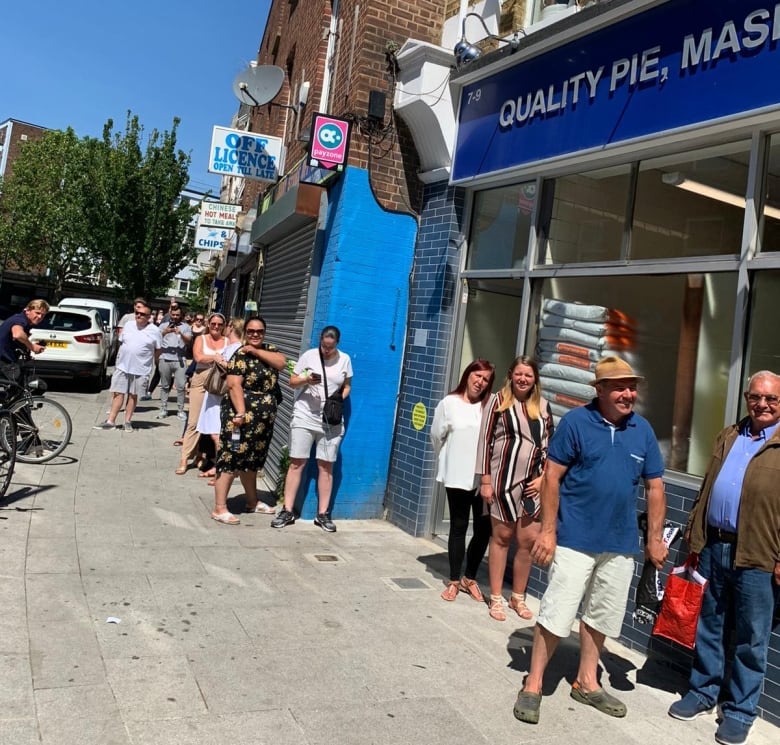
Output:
[412, 402, 427, 431]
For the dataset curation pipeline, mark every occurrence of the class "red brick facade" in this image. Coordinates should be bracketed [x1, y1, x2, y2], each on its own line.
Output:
[0, 119, 47, 182]
[239, 0, 446, 217]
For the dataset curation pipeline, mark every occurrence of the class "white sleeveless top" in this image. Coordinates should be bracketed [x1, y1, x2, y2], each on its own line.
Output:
[196, 334, 228, 370]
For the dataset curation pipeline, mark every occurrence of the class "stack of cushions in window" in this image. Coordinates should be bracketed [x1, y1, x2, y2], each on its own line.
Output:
[536, 299, 638, 423]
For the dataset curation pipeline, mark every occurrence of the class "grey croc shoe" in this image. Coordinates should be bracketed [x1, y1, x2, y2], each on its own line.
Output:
[513, 690, 542, 724]
[570, 681, 627, 717]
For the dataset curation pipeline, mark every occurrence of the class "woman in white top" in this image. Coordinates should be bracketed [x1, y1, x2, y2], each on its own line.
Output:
[195, 318, 244, 482]
[177, 313, 229, 475]
[271, 325, 353, 533]
[430, 358, 496, 602]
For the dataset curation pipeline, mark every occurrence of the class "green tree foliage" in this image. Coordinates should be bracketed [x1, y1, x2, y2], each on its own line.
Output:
[0, 128, 102, 299]
[189, 264, 217, 312]
[0, 112, 198, 300]
[95, 114, 198, 298]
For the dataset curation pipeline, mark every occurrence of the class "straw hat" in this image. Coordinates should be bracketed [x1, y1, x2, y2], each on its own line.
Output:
[590, 356, 642, 385]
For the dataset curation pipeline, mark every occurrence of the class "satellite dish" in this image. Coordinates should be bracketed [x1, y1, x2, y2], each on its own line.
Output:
[232, 65, 285, 107]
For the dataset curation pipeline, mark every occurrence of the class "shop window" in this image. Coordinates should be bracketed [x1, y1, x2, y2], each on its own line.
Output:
[539, 165, 631, 264]
[759, 133, 780, 251]
[460, 278, 522, 377]
[632, 141, 750, 260]
[534, 272, 736, 476]
[746, 270, 780, 376]
[467, 182, 536, 270]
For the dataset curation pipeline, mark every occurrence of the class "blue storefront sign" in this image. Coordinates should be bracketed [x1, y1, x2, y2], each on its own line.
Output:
[452, 0, 780, 182]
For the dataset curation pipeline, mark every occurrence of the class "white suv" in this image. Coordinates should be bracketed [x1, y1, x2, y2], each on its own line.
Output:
[29, 306, 109, 392]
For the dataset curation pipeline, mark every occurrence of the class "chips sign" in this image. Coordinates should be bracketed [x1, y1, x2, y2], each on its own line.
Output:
[198, 202, 241, 229]
[208, 126, 283, 182]
[308, 113, 351, 170]
[195, 225, 230, 251]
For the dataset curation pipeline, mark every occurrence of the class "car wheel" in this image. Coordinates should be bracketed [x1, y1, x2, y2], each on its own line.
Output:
[87, 364, 106, 393]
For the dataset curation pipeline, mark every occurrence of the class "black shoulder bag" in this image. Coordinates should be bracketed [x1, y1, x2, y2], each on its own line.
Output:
[319, 349, 343, 426]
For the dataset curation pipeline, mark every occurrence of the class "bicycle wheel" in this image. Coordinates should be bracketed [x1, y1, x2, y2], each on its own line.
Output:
[0, 411, 16, 499]
[11, 397, 72, 463]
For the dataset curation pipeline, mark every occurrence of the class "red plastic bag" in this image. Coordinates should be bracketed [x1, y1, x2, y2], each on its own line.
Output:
[652, 555, 708, 650]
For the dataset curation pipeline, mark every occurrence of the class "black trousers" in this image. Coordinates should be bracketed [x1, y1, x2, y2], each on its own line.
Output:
[445, 487, 492, 582]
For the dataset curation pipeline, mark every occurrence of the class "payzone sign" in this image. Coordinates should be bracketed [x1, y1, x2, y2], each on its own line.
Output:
[309, 113, 351, 170]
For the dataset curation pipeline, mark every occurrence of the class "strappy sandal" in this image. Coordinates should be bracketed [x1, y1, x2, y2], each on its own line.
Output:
[488, 596, 506, 622]
[210, 512, 239, 525]
[458, 577, 484, 602]
[508, 593, 534, 620]
[175, 465, 187, 475]
[440, 581, 459, 601]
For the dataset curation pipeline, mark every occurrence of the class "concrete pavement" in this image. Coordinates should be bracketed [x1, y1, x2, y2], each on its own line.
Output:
[0, 386, 776, 745]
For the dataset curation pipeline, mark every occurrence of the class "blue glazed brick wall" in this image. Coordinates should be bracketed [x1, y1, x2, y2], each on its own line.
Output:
[294, 167, 417, 520]
[527, 477, 780, 723]
[385, 180, 465, 535]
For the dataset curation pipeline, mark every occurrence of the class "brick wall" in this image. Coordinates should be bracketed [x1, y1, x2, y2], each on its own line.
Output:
[385, 180, 465, 534]
[0, 120, 47, 180]
[242, 0, 446, 218]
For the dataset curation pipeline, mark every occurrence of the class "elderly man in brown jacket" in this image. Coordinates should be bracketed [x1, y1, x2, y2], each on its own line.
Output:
[668, 370, 780, 745]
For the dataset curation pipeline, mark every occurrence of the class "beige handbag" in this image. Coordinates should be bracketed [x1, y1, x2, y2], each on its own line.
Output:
[203, 362, 228, 396]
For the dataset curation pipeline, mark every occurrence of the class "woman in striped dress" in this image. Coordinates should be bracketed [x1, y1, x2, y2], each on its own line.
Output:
[477, 356, 554, 622]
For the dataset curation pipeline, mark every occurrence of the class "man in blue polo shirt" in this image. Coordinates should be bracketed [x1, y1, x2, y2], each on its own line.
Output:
[514, 356, 667, 725]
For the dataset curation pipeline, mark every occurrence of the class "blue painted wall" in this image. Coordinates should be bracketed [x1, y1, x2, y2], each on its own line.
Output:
[385, 181, 466, 534]
[295, 167, 417, 520]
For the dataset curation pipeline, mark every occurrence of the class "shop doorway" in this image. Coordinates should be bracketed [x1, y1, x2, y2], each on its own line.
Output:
[431, 278, 522, 538]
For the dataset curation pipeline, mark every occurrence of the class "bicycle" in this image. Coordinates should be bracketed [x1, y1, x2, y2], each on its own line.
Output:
[0, 360, 73, 464]
[0, 409, 16, 499]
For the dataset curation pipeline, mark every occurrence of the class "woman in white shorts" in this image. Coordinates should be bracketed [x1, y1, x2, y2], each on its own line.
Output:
[271, 326, 353, 533]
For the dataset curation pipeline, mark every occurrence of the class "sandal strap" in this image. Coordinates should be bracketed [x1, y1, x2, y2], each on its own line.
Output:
[488, 597, 506, 621]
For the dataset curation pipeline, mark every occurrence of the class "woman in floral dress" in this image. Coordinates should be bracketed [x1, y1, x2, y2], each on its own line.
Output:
[210, 317, 286, 524]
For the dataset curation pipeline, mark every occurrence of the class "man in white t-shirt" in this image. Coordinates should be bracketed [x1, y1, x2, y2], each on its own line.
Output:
[272, 325, 353, 532]
[94, 300, 162, 431]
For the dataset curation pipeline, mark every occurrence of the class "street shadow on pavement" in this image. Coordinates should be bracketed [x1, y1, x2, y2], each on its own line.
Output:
[506, 628, 637, 695]
[21, 455, 78, 467]
[222, 489, 277, 515]
[416, 551, 457, 590]
[123, 421, 171, 431]
[636, 643, 692, 695]
[1, 483, 56, 508]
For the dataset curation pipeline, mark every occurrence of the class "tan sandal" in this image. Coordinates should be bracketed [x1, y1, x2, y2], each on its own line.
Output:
[508, 592, 534, 620]
[458, 577, 484, 603]
[488, 596, 506, 622]
[441, 581, 459, 601]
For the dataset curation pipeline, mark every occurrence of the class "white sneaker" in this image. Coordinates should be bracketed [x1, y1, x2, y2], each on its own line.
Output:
[93, 421, 115, 430]
[177, 410, 188, 421]
[155, 409, 168, 419]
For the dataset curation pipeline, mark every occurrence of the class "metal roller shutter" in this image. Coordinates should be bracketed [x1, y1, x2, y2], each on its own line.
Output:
[258, 222, 318, 486]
